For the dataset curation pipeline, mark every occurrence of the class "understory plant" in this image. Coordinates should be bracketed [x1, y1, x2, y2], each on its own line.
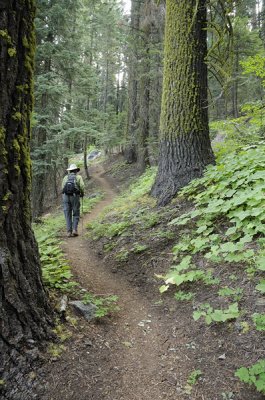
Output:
[252, 313, 265, 331]
[165, 146, 265, 294]
[34, 214, 76, 291]
[34, 195, 103, 291]
[184, 369, 202, 394]
[235, 360, 265, 394]
[82, 293, 119, 318]
[87, 167, 156, 242]
[193, 303, 240, 325]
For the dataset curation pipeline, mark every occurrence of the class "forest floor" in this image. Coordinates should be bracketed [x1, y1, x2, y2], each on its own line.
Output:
[30, 161, 264, 400]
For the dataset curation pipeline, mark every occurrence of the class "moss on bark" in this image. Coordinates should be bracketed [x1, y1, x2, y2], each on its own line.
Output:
[152, 0, 215, 205]
[0, 1, 53, 395]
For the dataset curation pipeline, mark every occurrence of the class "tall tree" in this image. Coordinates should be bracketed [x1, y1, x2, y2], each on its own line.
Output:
[137, 0, 164, 171]
[124, 0, 141, 163]
[0, 0, 52, 394]
[152, 0, 215, 205]
[31, 0, 81, 217]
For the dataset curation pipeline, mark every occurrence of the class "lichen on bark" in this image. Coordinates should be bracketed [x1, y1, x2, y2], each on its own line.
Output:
[0, 1, 53, 396]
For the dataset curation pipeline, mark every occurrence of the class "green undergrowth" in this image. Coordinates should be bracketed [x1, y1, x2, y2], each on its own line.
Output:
[82, 293, 120, 318]
[235, 360, 265, 395]
[34, 213, 74, 291]
[34, 196, 102, 291]
[159, 147, 265, 315]
[86, 167, 158, 245]
[210, 115, 265, 162]
[156, 145, 265, 395]
[34, 194, 119, 318]
[162, 146, 265, 291]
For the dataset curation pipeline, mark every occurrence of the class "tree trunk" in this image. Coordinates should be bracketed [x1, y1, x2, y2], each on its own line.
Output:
[84, 133, 90, 181]
[32, 87, 49, 218]
[231, 47, 239, 118]
[138, 40, 151, 172]
[148, 1, 164, 165]
[151, 0, 215, 205]
[137, 0, 152, 172]
[31, 31, 53, 218]
[0, 1, 53, 395]
[124, 0, 140, 164]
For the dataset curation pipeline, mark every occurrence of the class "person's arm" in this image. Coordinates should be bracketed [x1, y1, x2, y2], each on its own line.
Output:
[77, 175, 85, 196]
[62, 175, 67, 192]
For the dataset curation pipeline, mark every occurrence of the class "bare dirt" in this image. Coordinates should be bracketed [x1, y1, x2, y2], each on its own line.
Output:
[32, 165, 264, 400]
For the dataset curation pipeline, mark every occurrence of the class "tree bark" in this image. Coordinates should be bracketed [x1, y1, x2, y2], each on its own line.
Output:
[148, 1, 164, 165]
[151, 0, 215, 205]
[231, 47, 239, 118]
[84, 133, 90, 181]
[124, 0, 140, 164]
[137, 0, 152, 173]
[0, 1, 53, 395]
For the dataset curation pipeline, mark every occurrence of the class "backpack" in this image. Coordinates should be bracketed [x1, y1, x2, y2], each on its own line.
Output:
[63, 174, 80, 195]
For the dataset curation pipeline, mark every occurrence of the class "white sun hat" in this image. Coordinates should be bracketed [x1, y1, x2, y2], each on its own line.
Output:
[67, 163, 80, 172]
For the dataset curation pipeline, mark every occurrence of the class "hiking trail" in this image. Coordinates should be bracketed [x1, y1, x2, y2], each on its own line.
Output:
[36, 164, 261, 400]
[40, 165, 182, 400]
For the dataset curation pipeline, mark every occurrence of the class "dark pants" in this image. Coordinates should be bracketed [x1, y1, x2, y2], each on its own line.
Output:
[63, 194, 80, 233]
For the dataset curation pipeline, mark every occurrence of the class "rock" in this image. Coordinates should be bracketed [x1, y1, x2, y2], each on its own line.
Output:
[255, 298, 265, 307]
[69, 301, 97, 321]
[24, 348, 40, 361]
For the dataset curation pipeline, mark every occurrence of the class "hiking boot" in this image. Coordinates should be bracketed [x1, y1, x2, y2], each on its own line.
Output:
[72, 230, 78, 237]
[67, 231, 72, 237]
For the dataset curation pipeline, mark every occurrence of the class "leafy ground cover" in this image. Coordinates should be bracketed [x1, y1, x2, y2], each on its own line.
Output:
[33, 194, 119, 318]
[87, 145, 265, 398]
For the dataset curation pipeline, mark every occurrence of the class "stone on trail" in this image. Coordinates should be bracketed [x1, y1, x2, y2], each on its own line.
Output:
[69, 301, 97, 321]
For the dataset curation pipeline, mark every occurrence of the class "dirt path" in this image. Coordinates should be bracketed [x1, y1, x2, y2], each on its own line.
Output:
[36, 166, 263, 400]
[39, 166, 181, 400]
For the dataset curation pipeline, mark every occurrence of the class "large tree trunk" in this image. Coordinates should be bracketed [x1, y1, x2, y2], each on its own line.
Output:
[137, 37, 151, 172]
[137, 0, 152, 172]
[148, 1, 164, 165]
[0, 1, 53, 396]
[151, 0, 215, 205]
[124, 0, 140, 164]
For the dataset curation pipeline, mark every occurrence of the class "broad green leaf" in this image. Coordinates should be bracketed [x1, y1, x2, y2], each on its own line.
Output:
[256, 256, 265, 271]
[205, 315, 212, 325]
[256, 280, 265, 293]
[193, 311, 203, 321]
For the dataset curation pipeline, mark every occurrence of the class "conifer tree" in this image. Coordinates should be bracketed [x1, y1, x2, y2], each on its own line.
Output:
[152, 0, 215, 205]
[0, 1, 53, 393]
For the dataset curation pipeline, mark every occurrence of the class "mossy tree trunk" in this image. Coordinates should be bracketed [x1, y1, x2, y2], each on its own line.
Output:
[151, 0, 215, 205]
[0, 0, 53, 393]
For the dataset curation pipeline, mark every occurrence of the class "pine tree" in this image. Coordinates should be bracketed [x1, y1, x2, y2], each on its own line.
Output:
[151, 0, 215, 205]
[0, 1, 53, 394]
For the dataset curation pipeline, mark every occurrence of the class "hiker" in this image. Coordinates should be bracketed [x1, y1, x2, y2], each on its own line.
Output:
[62, 164, 85, 237]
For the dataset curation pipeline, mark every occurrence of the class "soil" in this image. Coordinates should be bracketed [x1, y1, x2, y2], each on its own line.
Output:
[9, 162, 264, 400]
